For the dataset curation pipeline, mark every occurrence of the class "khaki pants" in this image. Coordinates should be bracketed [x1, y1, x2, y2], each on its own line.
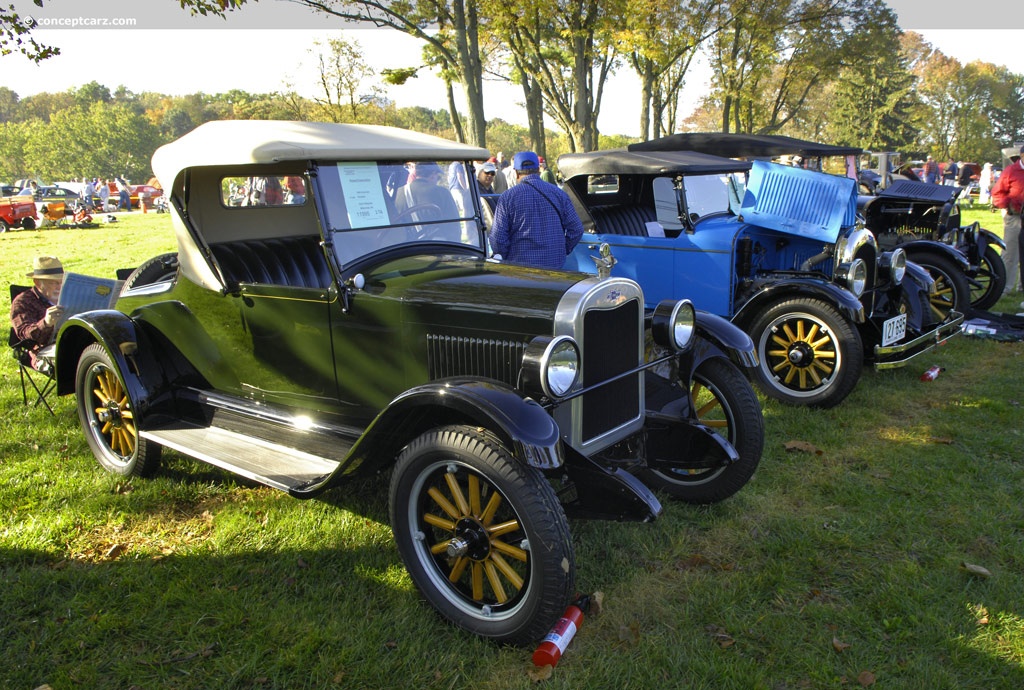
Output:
[1003, 210, 1022, 294]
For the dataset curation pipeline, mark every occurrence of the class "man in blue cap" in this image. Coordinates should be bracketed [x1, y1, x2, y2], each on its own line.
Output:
[489, 151, 584, 270]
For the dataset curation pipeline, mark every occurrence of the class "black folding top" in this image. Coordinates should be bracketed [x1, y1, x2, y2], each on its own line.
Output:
[558, 148, 751, 180]
[627, 132, 862, 159]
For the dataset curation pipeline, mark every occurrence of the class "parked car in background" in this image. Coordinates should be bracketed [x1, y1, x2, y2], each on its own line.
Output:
[636, 133, 1003, 315]
[560, 146, 963, 409]
[0, 189, 38, 231]
[130, 184, 163, 207]
[52, 120, 764, 645]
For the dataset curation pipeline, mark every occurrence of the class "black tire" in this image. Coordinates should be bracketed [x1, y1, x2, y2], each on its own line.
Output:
[389, 425, 574, 645]
[910, 250, 970, 321]
[0, 218, 9, 233]
[748, 298, 863, 409]
[76, 343, 162, 477]
[633, 358, 764, 504]
[21, 217, 35, 230]
[969, 245, 1007, 311]
[123, 252, 178, 290]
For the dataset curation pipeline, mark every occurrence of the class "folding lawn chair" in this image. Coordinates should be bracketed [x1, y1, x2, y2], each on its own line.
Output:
[8, 285, 56, 415]
[40, 202, 68, 228]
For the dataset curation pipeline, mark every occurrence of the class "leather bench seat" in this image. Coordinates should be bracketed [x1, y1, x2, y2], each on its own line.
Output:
[588, 204, 656, 237]
[210, 236, 332, 289]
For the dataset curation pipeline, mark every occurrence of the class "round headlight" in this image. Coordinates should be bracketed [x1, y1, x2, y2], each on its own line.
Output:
[890, 248, 907, 285]
[670, 300, 696, 350]
[836, 259, 867, 297]
[544, 337, 580, 398]
[652, 299, 696, 351]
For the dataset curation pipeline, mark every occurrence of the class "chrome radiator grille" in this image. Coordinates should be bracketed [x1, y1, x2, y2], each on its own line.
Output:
[426, 334, 527, 387]
[581, 298, 641, 443]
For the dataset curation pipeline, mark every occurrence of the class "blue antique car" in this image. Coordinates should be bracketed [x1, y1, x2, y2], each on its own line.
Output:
[629, 133, 1006, 313]
[561, 148, 963, 408]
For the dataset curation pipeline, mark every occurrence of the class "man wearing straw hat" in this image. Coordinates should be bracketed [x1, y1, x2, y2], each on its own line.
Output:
[10, 256, 65, 370]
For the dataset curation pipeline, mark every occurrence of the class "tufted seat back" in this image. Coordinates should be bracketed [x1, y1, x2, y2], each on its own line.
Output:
[210, 236, 333, 290]
[588, 204, 656, 237]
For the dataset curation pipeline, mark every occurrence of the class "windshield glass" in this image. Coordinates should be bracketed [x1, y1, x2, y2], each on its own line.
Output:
[316, 159, 486, 265]
[683, 173, 743, 218]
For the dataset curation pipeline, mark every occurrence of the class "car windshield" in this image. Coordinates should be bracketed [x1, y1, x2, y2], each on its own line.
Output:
[316, 159, 485, 265]
[656, 173, 744, 222]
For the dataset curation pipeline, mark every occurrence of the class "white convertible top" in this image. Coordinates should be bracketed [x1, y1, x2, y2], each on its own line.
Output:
[152, 119, 491, 189]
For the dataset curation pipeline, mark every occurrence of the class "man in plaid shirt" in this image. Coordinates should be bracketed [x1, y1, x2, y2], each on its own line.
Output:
[489, 152, 584, 269]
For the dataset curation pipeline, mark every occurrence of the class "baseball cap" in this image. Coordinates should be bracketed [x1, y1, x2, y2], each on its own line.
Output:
[513, 151, 540, 172]
[480, 162, 497, 173]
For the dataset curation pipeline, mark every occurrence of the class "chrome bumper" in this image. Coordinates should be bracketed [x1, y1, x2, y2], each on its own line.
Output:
[873, 311, 964, 370]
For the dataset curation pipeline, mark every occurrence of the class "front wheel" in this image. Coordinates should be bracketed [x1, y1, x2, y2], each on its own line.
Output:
[749, 298, 863, 409]
[911, 250, 970, 321]
[968, 245, 1007, 311]
[76, 343, 162, 477]
[633, 358, 764, 503]
[389, 425, 574, 645]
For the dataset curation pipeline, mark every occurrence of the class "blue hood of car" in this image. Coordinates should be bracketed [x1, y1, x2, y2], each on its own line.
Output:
[740, 161, 857, 244]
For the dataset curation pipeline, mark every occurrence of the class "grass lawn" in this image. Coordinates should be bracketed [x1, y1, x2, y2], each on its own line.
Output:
[2, 212, 1023, 689]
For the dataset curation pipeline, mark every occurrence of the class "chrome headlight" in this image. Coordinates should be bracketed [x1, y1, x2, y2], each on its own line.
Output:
[522, 335, 580, 399]
[651, 299, 696, 352]
[880, 248, 907, 286]
[835, 258, 867, 297]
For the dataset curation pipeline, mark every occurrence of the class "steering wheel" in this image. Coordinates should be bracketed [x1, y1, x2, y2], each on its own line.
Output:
[395, 203, 443, 225]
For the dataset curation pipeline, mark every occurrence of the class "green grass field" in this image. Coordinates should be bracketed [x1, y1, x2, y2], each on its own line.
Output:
[2, 210, 1023, 689]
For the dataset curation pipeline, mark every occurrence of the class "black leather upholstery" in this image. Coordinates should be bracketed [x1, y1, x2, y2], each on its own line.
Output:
[588, 205, 656, 237]
[210, 237, 333, 289]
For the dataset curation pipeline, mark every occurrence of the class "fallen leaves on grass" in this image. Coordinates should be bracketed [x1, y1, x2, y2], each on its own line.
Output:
[832, 636, 851, 652]
[527, 664, 553, 682]
[960, 562, 992, 578]
[784, 440, 823, 455]
[857, 670, 876, 686]
[705, 624, 735, 648]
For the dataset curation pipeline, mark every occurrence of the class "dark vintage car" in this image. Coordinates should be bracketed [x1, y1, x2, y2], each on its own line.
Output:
[52, 121, 764, 645]
[636, 134, 1005, 313]
[560, 147, 964, 409]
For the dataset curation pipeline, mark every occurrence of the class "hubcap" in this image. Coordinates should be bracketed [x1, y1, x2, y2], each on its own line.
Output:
[89, 365, 136, 458]
[766, 317, 837, 391]
[419, 466, 528, 607]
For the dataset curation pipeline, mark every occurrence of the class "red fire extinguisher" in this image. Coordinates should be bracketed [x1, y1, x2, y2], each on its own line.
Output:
[920, 365, 943, 381]
[533, 595, 590, 667]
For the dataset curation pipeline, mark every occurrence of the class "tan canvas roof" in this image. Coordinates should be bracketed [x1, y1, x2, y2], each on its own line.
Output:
[152, 120, 491, 189]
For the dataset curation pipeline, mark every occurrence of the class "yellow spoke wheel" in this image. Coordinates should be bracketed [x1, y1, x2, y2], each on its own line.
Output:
[390, 425, 573, 645]
[75, 343, 161, 477]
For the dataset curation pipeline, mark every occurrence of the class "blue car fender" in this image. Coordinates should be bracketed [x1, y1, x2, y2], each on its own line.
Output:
[733, 277, 865, 328]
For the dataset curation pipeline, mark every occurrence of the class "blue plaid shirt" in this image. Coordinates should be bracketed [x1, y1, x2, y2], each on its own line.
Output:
[489, 175, 584, 269]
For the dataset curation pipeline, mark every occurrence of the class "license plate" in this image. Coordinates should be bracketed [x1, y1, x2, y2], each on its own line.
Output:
[882, 314, 907, 346]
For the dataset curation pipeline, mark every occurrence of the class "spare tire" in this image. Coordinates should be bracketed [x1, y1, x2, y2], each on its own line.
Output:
[123, 252, 178, 290]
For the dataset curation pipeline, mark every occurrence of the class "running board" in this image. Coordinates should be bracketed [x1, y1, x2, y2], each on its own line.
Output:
[140, 424, 340, 492]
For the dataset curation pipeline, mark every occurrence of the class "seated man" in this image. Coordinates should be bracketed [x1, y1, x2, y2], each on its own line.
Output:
[11, 256, 65, 371]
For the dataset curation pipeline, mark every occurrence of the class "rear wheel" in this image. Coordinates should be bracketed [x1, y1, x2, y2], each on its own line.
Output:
[76, 343, 161, 477]
[911, 250, 970, 320]
[390, 425, 574, 645]
[633, 358, 763, 503]
[21, 217, 35, 230]
[968, 245, 1007, 311]
[0, 218, 9, 233]
[749, 298, 863, 409]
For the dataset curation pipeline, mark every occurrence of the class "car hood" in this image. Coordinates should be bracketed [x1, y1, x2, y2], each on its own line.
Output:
[740, 161, 858, 244]
[366, 253, 593, 335]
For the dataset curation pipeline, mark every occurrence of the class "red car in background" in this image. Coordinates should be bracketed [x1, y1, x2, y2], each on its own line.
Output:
[104, 182, 163, 208]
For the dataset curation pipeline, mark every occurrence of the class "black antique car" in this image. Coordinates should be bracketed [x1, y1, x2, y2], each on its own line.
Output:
[631, 133, 1006, 314]
[561, 147, 963, 408]
[51, 121, 763, 645]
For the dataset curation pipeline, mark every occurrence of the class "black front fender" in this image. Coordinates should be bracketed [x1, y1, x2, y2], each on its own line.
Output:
[734, 277, 865, 327]
[901, 240, 971, 272]
[53, 311, 167, 414]
[345, 377, 563, 478]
